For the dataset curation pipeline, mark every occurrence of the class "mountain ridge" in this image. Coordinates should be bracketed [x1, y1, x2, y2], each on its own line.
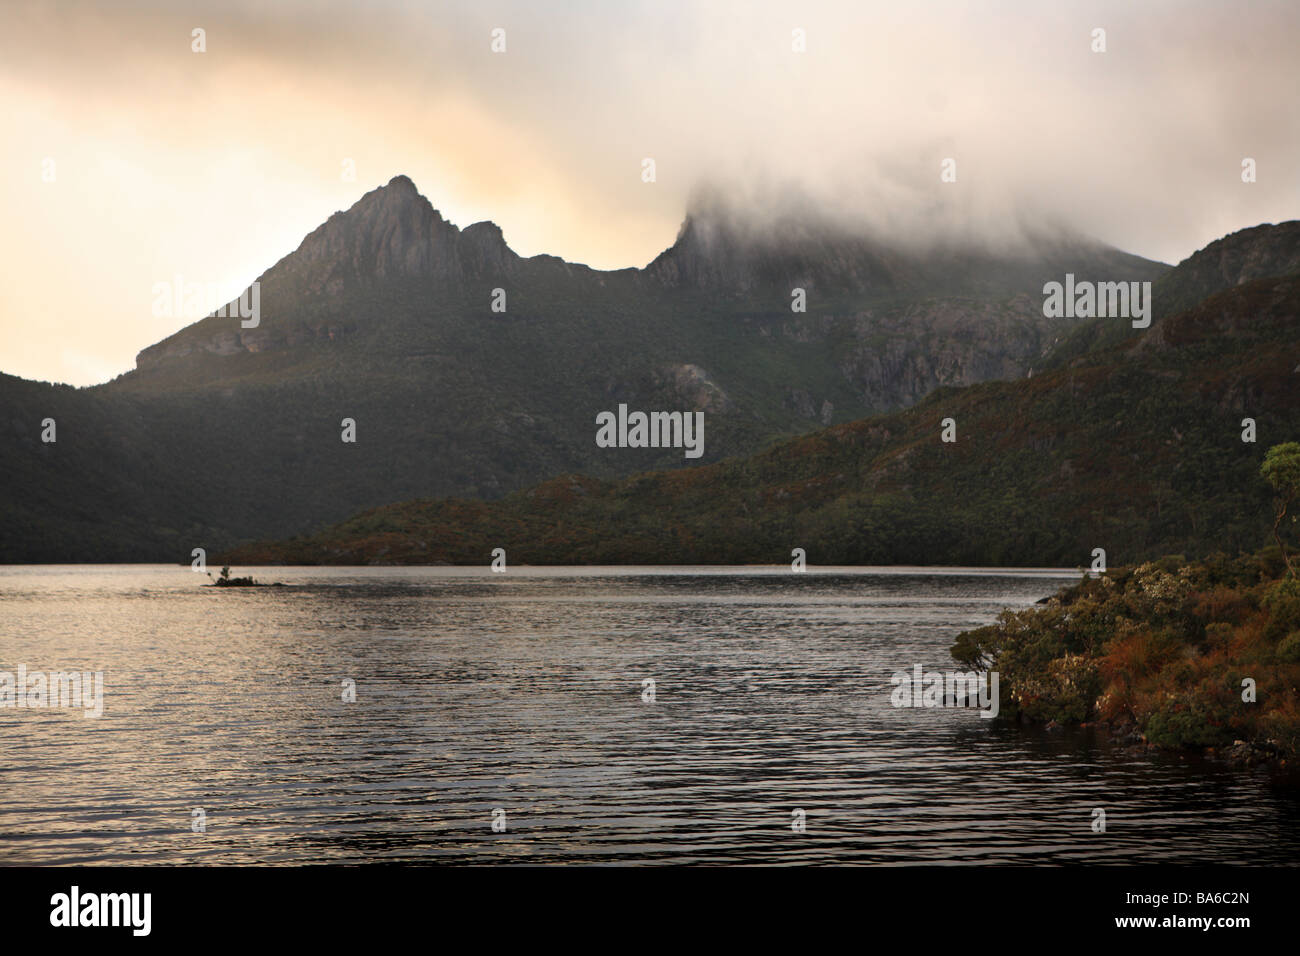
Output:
[7, 180, 1292, 563]
[131, 175, 1169, 374]
[223, 266, 1300, 567]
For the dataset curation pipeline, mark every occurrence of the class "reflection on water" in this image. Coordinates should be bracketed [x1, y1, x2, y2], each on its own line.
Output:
[1, 565, 1296, 865]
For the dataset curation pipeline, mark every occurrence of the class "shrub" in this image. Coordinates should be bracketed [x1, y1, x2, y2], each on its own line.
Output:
[950, 549, 1298, 758]
[1262, 578, 1300, 640]
[1143, 693, 1234, 749]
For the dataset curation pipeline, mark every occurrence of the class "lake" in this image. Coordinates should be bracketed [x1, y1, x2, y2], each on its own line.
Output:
[2, 565, 1297, 865]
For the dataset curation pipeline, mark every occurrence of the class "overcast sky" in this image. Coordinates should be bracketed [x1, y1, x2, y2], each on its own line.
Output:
[3, 0, 1298, 385]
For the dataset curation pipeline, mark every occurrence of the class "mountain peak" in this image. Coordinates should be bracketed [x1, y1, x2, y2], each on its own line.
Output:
[384, 173, 419, 193]
[647, 182, 1170, 296]
[258, 174, 525, 296]
[458, 220, 516, 275]
[348, 174, 433, 217]
[278, 174, 454, 286]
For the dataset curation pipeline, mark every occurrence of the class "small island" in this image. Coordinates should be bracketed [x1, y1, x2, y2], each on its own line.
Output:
[207, 566, 262, 587]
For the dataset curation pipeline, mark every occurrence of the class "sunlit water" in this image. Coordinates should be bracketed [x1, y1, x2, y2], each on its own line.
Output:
[1, 565, 1297, 865]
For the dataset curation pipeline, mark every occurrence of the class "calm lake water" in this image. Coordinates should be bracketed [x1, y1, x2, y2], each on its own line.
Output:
[2, 565, 1297, 865]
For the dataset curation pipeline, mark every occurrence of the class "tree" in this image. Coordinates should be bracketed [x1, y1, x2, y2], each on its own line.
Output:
[1261, 442, 1300, 576]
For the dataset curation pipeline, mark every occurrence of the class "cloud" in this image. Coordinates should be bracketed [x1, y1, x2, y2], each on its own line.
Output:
[1, 0, 1297, 384]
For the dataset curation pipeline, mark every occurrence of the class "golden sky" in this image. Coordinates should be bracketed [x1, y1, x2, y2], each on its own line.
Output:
[3, 0, 1298, 385]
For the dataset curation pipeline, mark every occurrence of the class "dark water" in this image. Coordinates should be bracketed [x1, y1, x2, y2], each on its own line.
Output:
[1, 565, 1297, 865]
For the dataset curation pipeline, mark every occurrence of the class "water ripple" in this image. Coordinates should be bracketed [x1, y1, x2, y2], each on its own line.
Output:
[1, 565, 1297, 864]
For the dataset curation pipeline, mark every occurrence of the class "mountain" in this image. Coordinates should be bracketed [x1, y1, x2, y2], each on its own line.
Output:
[2, 177, 1172, 561]
[647, 185, 1161, 298]
[222, 222, 1300, 567]
[1034, 220, 1300, 371]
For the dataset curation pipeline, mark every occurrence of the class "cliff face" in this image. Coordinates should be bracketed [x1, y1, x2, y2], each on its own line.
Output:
[759, 296, 1046, 416]
[279, 175, 524, 289]
[281, 174, 466, 288]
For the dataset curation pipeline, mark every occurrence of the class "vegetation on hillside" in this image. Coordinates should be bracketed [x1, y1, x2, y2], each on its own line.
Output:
[222, 275, 1300, 568]
[1262, 441, 1300, 575]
